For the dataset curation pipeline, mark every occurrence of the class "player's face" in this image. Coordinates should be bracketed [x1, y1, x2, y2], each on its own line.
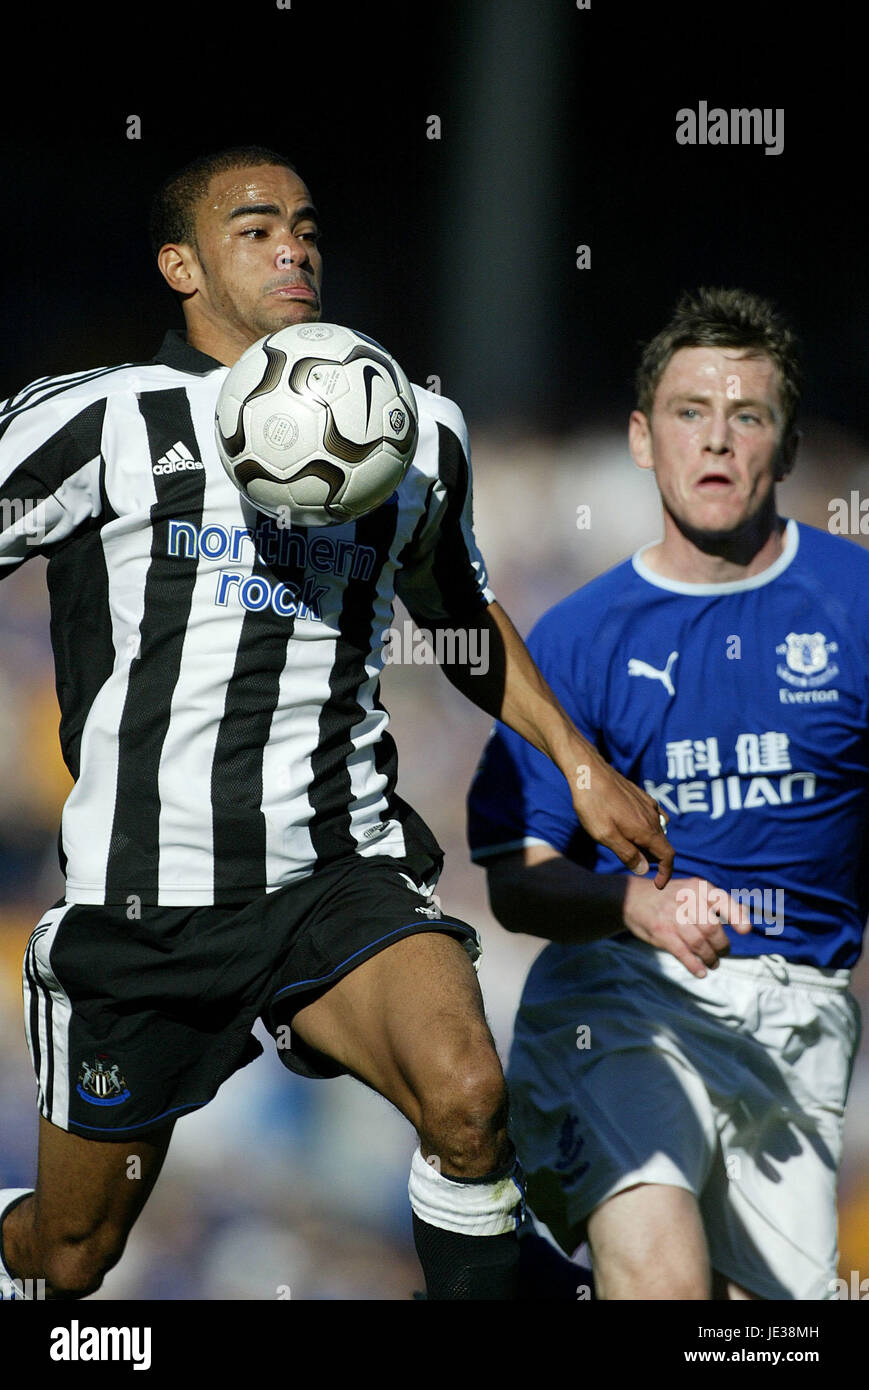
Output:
[188, 164, 323, 346]
[630, 347, 795, 539]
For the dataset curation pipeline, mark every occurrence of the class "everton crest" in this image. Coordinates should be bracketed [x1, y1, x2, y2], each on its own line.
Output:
[77, 1055, 131, 1107]
[776, 632, 839, 688]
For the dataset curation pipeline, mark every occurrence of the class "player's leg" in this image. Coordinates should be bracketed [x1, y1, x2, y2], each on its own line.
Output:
[500, 940, 722, 1298]
[587, 1182, 712, 1299]
[292, 931, 507, 1168]
[1, 1115, 174, 1299]
[11, 895, 269, 1301]
[695, 964, 860, 1301]
[289, 930, 523, 1297]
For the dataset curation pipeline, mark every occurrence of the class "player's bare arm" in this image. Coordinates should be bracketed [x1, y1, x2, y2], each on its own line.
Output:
[486, 843, 751, 978]
[435, 600, 674, 885]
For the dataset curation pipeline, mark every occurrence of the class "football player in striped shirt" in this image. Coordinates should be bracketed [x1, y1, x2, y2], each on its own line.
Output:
[0, 146, 671, 1301]
[468, 287, 869, 1300]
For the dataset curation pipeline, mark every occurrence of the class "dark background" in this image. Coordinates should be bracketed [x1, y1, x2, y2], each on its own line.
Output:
[1, 0, 864, 440]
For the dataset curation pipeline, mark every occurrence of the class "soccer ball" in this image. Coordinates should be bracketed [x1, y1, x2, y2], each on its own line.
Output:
[215, 323, 419, 526]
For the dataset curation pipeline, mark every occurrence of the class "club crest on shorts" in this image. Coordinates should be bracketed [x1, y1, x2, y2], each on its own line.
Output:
[76, 1054, 131, 1106]
[554, 1113, 589, 1180]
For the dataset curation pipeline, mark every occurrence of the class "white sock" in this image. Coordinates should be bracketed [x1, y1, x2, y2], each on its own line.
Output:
[407, 1147, 524, 1235]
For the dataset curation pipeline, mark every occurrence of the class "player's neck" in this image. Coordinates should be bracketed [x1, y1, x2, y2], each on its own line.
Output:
[644, 512, 789, 585]
[183, 312, 255, 369]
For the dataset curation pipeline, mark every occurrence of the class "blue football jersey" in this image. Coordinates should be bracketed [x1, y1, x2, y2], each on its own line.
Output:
[467, 520, 869, 967]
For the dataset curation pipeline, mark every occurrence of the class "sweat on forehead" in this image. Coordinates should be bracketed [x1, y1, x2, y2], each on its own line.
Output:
[657, 347, 782, 404]
[204, 169, 308, 215]
[148, 146, 302, 256]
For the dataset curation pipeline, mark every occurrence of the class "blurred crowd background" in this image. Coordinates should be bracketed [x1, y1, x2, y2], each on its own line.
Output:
[1, 422, 867, 1299]
[2, 0, 868, 1302]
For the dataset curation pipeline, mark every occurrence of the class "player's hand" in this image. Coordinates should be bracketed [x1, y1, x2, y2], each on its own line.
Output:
[571, 750, 674, 887]
[622, 874, 753, 978]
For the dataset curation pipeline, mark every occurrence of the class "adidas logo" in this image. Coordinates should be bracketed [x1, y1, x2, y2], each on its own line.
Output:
[152, 442, 205, 475]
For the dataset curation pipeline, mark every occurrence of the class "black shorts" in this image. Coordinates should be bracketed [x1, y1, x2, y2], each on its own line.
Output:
[22, 855, 480, 1142]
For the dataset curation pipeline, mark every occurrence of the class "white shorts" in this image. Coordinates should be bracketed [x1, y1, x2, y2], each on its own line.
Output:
[507, 936, 861, 1300]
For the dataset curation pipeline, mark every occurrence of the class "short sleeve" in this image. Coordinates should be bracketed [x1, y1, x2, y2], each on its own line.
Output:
[395, 405, 494, 626]
[0, 388, 105, 580]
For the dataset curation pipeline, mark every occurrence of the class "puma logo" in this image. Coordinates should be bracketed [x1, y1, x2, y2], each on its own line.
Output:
[627, 650, 679, 697]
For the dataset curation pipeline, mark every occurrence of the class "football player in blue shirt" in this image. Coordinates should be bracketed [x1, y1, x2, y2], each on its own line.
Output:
[468, 287, 868, 1300]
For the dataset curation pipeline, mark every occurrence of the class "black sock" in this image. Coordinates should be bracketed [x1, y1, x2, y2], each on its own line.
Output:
[412, 1213, 520, 1300]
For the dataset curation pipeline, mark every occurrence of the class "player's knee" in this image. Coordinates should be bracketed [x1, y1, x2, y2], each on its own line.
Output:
[595, 1245, 709, 1301]
[41, 1226, 126, 1300]
[416, 1039, 509, 1175]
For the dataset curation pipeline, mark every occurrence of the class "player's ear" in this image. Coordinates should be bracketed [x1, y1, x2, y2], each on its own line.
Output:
[157, 242, 201, 298]
[629, 409, 654, 471]
[774, 428, 800, 481]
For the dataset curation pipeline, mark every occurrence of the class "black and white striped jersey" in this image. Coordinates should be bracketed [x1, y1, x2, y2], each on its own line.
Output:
[0, 330, 494, 906]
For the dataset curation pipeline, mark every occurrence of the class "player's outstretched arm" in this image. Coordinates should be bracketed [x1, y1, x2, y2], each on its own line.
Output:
[486, 844, 751, 978]
[437, 600, 674, 885]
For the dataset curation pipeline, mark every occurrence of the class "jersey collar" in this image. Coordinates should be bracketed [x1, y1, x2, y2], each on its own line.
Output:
[153, 329, 226, 376]
[632, 518, 800, 595]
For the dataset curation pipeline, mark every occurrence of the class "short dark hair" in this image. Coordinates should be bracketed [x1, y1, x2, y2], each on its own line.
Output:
[148, 145, 300, 258]
[635, 287, 802, 436]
